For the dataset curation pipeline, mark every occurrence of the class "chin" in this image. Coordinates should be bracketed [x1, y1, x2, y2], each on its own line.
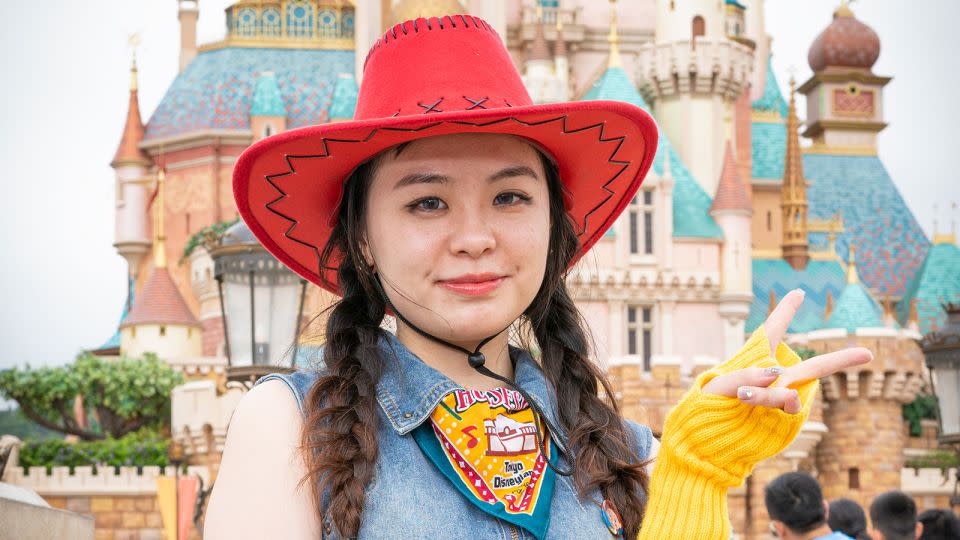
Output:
[429, 304, 523, 342]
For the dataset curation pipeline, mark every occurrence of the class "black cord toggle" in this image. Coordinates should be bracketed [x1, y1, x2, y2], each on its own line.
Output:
[467, 352, 486, 368]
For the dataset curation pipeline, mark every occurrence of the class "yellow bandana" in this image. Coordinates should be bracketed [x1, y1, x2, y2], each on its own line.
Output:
[413, 387, 556, 538]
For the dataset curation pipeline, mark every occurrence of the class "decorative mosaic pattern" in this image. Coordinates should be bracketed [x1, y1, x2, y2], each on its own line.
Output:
[896, 241, 960, 333]
[804, 154, 930, 297]
[826, 279, 885, 332]
[746, 258, 847, 333]
[583, 66, 722, 239]
[144, 47, 355, 140]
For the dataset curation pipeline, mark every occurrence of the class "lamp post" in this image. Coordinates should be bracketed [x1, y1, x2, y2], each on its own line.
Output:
[919, 301, 960, 507]
[210, 221, 307, 383]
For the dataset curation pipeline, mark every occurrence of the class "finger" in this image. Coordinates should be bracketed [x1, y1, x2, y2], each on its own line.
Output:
[772, 348, 873, 389]
[737, 386, 802, 414]
[763, 289, 805, 356]
[701, 366, 786, 397]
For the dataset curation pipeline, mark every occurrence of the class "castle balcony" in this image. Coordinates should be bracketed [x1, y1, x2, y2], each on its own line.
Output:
[512, 5, 585, 44]
[636, 38, 754, 103]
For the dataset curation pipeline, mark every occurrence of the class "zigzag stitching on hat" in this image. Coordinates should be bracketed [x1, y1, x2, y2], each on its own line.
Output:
[260, 115, 637, 278]
[363, 15, 497, 72]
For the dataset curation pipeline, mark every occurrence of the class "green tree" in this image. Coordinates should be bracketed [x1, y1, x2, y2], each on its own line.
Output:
[0, 354, 183, 441]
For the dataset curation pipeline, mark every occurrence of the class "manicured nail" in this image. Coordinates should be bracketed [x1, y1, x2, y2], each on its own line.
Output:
[738, 387, 754, 400]
[793, 288, 806, 298]
[763, 366, 784, 377]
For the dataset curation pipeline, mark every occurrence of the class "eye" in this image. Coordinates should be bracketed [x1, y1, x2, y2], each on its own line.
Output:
[408, 197, 447, 212]
[494, 192, 532, 206]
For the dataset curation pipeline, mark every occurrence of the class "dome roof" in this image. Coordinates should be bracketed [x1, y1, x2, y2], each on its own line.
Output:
[392, 0, 466, 26]
[807, 5, 880, 72]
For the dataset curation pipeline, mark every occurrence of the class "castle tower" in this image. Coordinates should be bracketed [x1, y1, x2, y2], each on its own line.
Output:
[120, 169, 202, 360]
[798, 3, 889, 154]
[710, 140, 753, 359]
[801, 248, 925, 510]
[637, 0, 754, 196]
[250, 71, 287, 141]
[522, 4, 563, 104]
[781, 79, 810, 271]
[112, 52, 153, 293]
[553, 15, 569, 102]
[178, 0, 199, 72]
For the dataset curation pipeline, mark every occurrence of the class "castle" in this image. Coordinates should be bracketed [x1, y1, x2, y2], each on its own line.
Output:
[77, 0, 960, 537]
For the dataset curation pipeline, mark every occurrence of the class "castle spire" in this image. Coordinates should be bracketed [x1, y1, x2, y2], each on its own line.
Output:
[528, 3, 551, 63]
[154, 168, 167, 268]
[846, 244, 858, 284]
[607, 0, 622, 69]
[781, 77, 810, 270]
[711, 140, 752, 214]
[112, 44, 150, 168]
[553, 13, 567, 59]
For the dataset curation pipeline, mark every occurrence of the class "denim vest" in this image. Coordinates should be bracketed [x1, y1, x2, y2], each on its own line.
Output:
[256, 332, 653, 539]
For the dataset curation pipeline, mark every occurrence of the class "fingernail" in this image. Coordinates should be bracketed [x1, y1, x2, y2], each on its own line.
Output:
[738, 387, 754, 400]
[793, 288, 806, 298]
[763, 366, 784, 377]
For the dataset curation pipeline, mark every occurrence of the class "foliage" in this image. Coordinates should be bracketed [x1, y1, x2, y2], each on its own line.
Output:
[794, 347, 817, 361]
[181, 217, 240, 260]
[18, 427, 170, 472]
[0, 407, 60, 441]
[905, 449, 960, 471]
[0, 354, 183, 441]
[902, 393, 939, 437]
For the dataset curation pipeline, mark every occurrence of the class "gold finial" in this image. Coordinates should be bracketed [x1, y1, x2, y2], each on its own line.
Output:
[607, 0, 622, 69]
[934, 202, 958, 245]
[835, 0, 855, 17]
[846, 244, 858, 284]
[556, 11, 564, 32]
[154, 167, 167, 268]
[128, 33, 141, 92]
[535, 2, 543, 21]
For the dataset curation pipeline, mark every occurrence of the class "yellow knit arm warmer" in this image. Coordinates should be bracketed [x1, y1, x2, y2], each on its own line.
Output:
[637, 324, 819, 540]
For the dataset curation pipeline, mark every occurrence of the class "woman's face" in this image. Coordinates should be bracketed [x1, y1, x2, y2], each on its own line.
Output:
[362, 133, 552, 346]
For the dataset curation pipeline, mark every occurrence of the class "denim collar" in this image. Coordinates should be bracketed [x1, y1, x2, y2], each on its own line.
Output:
[375, 331, 565, 443]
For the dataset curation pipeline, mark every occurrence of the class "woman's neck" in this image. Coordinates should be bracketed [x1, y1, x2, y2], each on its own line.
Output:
[395, 323, 514, 391]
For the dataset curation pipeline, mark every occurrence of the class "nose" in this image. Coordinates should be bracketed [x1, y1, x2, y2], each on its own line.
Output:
[448, 206, 496, 258]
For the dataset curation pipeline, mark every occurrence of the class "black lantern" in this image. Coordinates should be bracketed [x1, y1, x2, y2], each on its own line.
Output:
[919, 301, 960, 506]
[211, 221, 307, 382]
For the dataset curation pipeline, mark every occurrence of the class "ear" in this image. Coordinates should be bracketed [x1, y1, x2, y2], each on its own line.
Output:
[915, 522, 923, 539]
[823, 500, 830, 521]
[359, 234, 376, 270]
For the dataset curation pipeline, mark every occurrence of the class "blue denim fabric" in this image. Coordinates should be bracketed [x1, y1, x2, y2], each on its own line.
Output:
[256, 331, 653, 539]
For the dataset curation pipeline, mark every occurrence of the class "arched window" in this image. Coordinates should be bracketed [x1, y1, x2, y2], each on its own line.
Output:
[692, 15, 705, 47]
[766, 210, 772, 232]
[263, 123, 273, 138]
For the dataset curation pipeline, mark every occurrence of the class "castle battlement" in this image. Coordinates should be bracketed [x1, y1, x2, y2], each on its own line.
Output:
[6, 465, 211, 497]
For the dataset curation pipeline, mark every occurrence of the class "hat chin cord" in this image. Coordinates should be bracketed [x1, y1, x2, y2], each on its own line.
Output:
[372, 274, 575, 477]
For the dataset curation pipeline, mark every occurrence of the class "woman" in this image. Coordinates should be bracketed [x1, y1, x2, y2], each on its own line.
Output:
[205, 15, 870, 539]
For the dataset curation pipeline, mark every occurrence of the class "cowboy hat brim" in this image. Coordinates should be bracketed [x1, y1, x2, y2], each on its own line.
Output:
[233, 99, 658, 294]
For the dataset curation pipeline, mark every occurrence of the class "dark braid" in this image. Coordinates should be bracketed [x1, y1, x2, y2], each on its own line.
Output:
[300, 159, 385, 538]
[522, 152, 650, 538]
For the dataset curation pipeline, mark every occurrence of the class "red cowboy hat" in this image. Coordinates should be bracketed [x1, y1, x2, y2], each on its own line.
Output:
[233, 15, 658, 295]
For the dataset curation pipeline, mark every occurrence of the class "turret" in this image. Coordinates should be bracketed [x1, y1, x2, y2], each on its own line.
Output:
[178, 0, 199, 72]
[112, 51, 152, 289]
[780, 78, 810, 271]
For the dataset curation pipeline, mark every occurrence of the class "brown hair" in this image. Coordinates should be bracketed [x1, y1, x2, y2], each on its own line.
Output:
[298, 144, 650, 537]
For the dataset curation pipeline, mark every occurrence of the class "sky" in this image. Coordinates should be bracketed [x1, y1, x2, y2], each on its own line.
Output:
[0, 0, 957, 375]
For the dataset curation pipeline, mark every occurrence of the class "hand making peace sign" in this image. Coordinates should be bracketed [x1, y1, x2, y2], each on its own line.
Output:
[702, 289, 874, 413]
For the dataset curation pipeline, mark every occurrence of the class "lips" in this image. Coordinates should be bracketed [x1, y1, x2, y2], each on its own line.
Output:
[437, 273, 506, 296]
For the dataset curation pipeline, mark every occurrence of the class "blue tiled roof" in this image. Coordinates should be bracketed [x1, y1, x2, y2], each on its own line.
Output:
[747, 258, 847, 333]
[825, 279, 885, 332]
[250, 71, 287, 117]
[327, 73, 359, 120]
[583, 66, 722, 239]
[752, 121, 786, 180]
[752, 55, 788, 117]
[897, 241, 960, 333]
[145, 47, 355, 139]
[804, 154, 931, 297]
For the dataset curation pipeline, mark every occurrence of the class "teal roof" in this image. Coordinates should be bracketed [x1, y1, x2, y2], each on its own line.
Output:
[751, 121, 786, 180]
[328, 73, 359, 120]
[897, 241, 960, 333]
[825, 279, 885, 332]
[752, 55, 788, 118]
[804, 154, 930, 297]
[583, 66, 722, 239]
[747, 258, 847, 333]
[726, 0, 747, 9]
[250, 71, 287, 117]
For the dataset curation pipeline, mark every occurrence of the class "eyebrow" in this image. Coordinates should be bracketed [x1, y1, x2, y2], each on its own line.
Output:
[393, 165, 540, 190]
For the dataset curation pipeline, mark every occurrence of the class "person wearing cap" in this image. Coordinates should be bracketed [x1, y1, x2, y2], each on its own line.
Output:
[204, 15, 871, 540]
